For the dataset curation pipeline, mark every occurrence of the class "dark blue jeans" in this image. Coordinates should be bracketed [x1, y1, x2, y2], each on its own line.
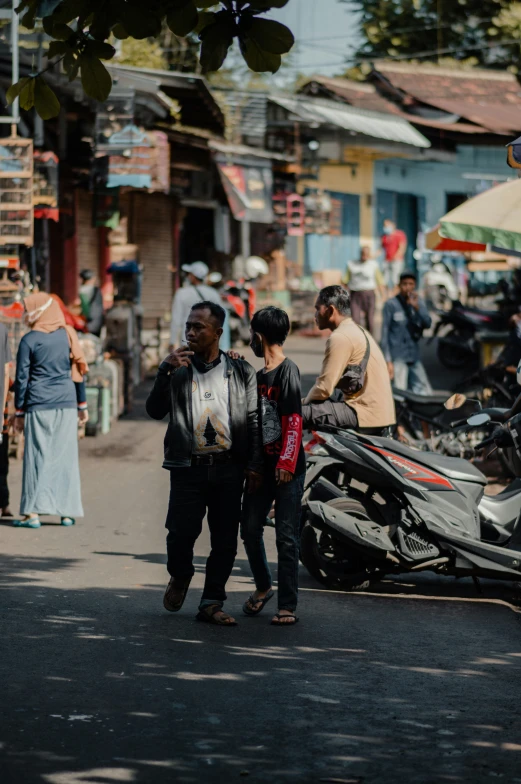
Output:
[241, 472, 305, 612]
[166, 462, 244, 610]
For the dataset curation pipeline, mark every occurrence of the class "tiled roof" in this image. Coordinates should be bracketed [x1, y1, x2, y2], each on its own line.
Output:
[374, 63, 521, 134]
[302, 67, 521, 136]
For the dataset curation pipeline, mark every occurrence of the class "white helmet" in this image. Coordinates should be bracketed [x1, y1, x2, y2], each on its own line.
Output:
[245, 256, 269, 279]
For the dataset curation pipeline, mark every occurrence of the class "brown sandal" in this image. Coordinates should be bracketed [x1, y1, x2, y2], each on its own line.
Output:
[163, 578, 191, 612]
[196, 605, 238, 626]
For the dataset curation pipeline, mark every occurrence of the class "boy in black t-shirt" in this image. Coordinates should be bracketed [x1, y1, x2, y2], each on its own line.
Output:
[241, 307, 305, 626]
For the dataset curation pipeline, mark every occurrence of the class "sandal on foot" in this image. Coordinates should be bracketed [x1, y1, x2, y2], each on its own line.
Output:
[61, 517, 76, 526]
[163, 577, 191, 612]
[242, 589, 275, 617]
[271, 612, 299, 626]
[13, 516, 41, 529]
[196, 605, 238, 626]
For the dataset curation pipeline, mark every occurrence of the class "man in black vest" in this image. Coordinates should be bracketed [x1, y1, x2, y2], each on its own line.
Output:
[146, 300, 263, 626]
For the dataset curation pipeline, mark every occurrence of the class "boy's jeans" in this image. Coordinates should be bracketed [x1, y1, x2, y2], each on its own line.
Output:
[241, 473, 305, 612]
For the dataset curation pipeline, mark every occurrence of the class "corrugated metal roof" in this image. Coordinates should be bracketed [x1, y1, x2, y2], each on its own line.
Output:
[269, 94, 430, 148]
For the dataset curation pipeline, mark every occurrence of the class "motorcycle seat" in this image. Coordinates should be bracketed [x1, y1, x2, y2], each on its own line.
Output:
[394, 388, 452, 407]
[460, 308, 502, 318]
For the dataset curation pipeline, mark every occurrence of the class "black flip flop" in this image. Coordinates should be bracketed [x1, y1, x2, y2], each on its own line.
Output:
[242, 589, 275, 616]
[196, 605, 238, 626]
[271, 612, 299, 626]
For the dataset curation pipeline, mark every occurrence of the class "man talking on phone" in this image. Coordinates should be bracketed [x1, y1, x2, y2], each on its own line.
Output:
[381, 272, 432, 394]
[146, 301, 263, 626]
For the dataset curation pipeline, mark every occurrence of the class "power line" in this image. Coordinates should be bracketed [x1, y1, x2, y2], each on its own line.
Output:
[297, 15, 500, 43]
[354, 37, 521, 63]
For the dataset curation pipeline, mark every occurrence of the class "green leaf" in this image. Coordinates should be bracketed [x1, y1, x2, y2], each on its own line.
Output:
[122, 7, 162, 39]
[52, 22, 74, 39]
[42, 16, 55, 35]
[244, 17, 294, 54]
[21, 4, 37, 29]
[80, 53, 112, 102]
[112, 23, 129, 40]
[19, 77, 35, 111]
[194, 10, 215, 33]
[51, 0, 85, 24]
[64, 54, 80, 82]
[239, 37, 281, 72]
[47, 40, 69, 59]
[34, 77, 61, 119]
[167, 0, 199, 37]
[199, 19, 235, 71]
[6, 77, 30, 105]
[248, 0, 290, 8]
[86, 39, 116, 60]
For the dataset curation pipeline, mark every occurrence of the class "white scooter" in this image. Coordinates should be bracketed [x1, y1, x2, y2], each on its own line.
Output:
[423, 256, 459, 310]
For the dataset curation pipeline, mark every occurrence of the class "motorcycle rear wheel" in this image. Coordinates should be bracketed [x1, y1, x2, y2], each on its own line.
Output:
[437, 330, 476, 370]
[300, 498, 386, 592]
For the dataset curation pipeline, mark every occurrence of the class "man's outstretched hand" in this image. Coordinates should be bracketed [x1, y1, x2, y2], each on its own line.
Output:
[163, 347, 194, 369]
[227, 350, 245, 360]
[245, 470, 263, 494]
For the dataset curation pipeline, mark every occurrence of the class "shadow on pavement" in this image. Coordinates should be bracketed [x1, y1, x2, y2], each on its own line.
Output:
[2, 552, 521, 783]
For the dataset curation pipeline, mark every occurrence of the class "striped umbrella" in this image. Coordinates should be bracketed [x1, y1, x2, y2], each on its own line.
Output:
[439, 178, 521, 253]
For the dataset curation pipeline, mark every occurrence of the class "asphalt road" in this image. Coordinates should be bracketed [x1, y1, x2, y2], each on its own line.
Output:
[1, 336, 521, 784]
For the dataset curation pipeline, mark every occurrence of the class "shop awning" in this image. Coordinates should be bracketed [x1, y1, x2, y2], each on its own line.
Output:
[440, 178, 521, 252]
[217, 163, 273, 224]
[425, 224, 485, 252]
[269, 94, 430, 148]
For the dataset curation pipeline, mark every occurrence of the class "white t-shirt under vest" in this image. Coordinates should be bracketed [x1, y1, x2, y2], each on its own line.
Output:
[191, 362, 232, 454]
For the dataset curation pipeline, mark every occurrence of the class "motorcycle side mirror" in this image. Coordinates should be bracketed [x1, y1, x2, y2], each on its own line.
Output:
[467, 413, 491, 427]
[444, 393, 467, 410]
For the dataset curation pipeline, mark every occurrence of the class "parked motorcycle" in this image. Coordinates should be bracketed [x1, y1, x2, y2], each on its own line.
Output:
[393, 387, 486, 459]
[301, 402, 521, 592]
[423, 258, 459, 310]
[223, 280, 253, 346]
[432, 301, 510, 370]
[223, 256, 269, 346]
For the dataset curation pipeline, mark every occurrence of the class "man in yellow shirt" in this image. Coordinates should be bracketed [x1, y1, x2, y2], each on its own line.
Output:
[302, 285, 395, 435]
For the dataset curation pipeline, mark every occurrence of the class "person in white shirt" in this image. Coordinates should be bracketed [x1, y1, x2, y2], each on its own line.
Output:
[342, 246, 385, 335]
[170, 261, 230, 351]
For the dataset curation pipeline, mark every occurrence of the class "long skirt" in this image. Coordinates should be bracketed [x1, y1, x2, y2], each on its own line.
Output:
[20, 408, 84, 517]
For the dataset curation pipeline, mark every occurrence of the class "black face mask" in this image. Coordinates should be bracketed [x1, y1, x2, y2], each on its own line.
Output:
[250, 334, 263, 358]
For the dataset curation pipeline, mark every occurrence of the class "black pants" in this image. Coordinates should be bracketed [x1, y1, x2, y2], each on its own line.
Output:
[0, 434, 9, 509]
[165, 461, 244, 608]
[302, 399, 358, 430]
[302, 400, 390, 436]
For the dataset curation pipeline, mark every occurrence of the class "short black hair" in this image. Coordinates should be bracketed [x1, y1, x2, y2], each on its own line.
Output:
[316, 285, 351, 316]
[190, 300, 226, 327]
[399, 271, 417, 283]
[251, 306, 290, 345]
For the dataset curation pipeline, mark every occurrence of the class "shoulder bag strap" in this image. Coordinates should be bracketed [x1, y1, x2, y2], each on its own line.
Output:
[356, 324, 371, 370]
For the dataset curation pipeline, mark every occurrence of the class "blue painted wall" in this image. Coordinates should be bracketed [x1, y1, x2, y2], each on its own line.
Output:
[304, 193, 360, 273]
[373, 145, 508, 237]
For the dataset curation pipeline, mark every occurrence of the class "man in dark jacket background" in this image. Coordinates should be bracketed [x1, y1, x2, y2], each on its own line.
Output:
[146, 300, 263, 626]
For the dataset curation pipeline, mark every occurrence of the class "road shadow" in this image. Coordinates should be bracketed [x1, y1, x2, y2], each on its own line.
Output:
[2, 552, 521, 784]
